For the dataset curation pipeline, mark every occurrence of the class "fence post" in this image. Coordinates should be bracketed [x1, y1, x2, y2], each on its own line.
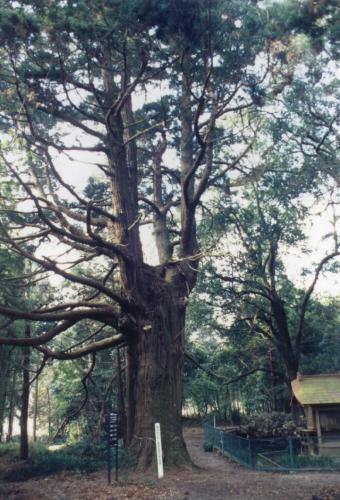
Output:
[155, 423, 164, 479]
[288, 436, 294, 468]
[248, 438, 255, 468]
[220, 430, 224, 455]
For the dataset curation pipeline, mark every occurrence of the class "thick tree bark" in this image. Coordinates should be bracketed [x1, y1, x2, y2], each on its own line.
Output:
[271, 296, 298, 382]
[20, 325, 30, 460]
[127, 277, 191, 468]
[125, 342, 138, 446]
[116, 348, 126, 444]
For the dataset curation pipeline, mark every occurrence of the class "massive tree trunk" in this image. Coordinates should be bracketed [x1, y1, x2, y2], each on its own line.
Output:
[116, 348, 126, 444]
[102, 63, 195, 466]
[128, 282, 190, 468]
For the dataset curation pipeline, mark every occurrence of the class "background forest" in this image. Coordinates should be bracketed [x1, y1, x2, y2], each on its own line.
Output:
[0, 0, 339, 477]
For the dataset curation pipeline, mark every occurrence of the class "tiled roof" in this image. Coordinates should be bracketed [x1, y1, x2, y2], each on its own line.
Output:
[292, 374, 340, 405]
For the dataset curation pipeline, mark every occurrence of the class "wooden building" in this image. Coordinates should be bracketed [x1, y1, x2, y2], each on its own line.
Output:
[292, 373, 340, 451]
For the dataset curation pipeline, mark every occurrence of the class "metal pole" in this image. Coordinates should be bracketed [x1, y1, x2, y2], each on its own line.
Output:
[288, 436, 294, 468]
[107, 439, 111, 484]
[248, 439, 255, 467]
[115, 443, 119, 481]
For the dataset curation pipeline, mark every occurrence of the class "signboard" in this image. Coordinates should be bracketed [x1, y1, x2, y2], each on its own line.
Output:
[155, 422, 164, 479]
[108, 412, 119, 446]
[106, 412, 120, 484]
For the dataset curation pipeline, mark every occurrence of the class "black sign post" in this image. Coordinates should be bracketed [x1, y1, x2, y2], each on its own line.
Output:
[107, 411, 120, 484]
[107, 428, 112, 485]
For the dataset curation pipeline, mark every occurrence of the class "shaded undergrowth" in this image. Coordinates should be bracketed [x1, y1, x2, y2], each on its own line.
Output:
[0, 440, 133, 481]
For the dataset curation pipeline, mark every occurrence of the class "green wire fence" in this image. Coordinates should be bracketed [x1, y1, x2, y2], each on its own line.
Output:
[203, 423, 340, 471]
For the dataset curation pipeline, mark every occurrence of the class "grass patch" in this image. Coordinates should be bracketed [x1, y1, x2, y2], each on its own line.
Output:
[278, 453, 337, 468]
[258, 451, 338, 469]
[0, 440, 133, 481]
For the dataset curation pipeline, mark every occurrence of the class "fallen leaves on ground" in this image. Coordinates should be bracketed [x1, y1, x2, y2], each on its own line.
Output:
[1, 428, 340, 500]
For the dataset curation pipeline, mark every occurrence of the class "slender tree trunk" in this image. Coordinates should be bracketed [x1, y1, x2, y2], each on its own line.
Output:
[6, 396, 15, 442]
[20, 325, 30, 460]
[33, 376, 39, 442]
[6, 371, 16, 442]
[46, 387, 52, 440]
[269, 348, 277, 412]
[0, 405, 4, 443]
[0, 347, 10, 443]
[128, 292, 190, 468]
[0, 386, 5, 443]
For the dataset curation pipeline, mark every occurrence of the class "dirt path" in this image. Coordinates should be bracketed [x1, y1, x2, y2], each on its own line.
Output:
[176, 428, 340, 500]
[1, 428, 340, 499]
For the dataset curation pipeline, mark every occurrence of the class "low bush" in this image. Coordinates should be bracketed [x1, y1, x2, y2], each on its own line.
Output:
[0, 439, 134, 481]
[203, 441, 213, 452]
[236, 412, 306, 438]
[0, 442, 20, 460]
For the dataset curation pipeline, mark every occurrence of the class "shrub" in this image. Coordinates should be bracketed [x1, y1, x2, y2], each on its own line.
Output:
[0, 442, 20, 460]
[203, 441, 213, 452]
[0, 439, 134, 481]
[236, 412, 306, 438]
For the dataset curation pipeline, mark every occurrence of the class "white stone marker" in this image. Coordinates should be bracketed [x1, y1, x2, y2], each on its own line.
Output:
[155, 422, 164, 479]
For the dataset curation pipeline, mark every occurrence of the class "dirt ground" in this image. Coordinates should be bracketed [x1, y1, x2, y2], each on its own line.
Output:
[1, 427, 340, 500]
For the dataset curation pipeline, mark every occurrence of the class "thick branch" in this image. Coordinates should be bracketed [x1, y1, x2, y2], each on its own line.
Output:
[295, 251, 340, 357]
[37, 333, 125, 359]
